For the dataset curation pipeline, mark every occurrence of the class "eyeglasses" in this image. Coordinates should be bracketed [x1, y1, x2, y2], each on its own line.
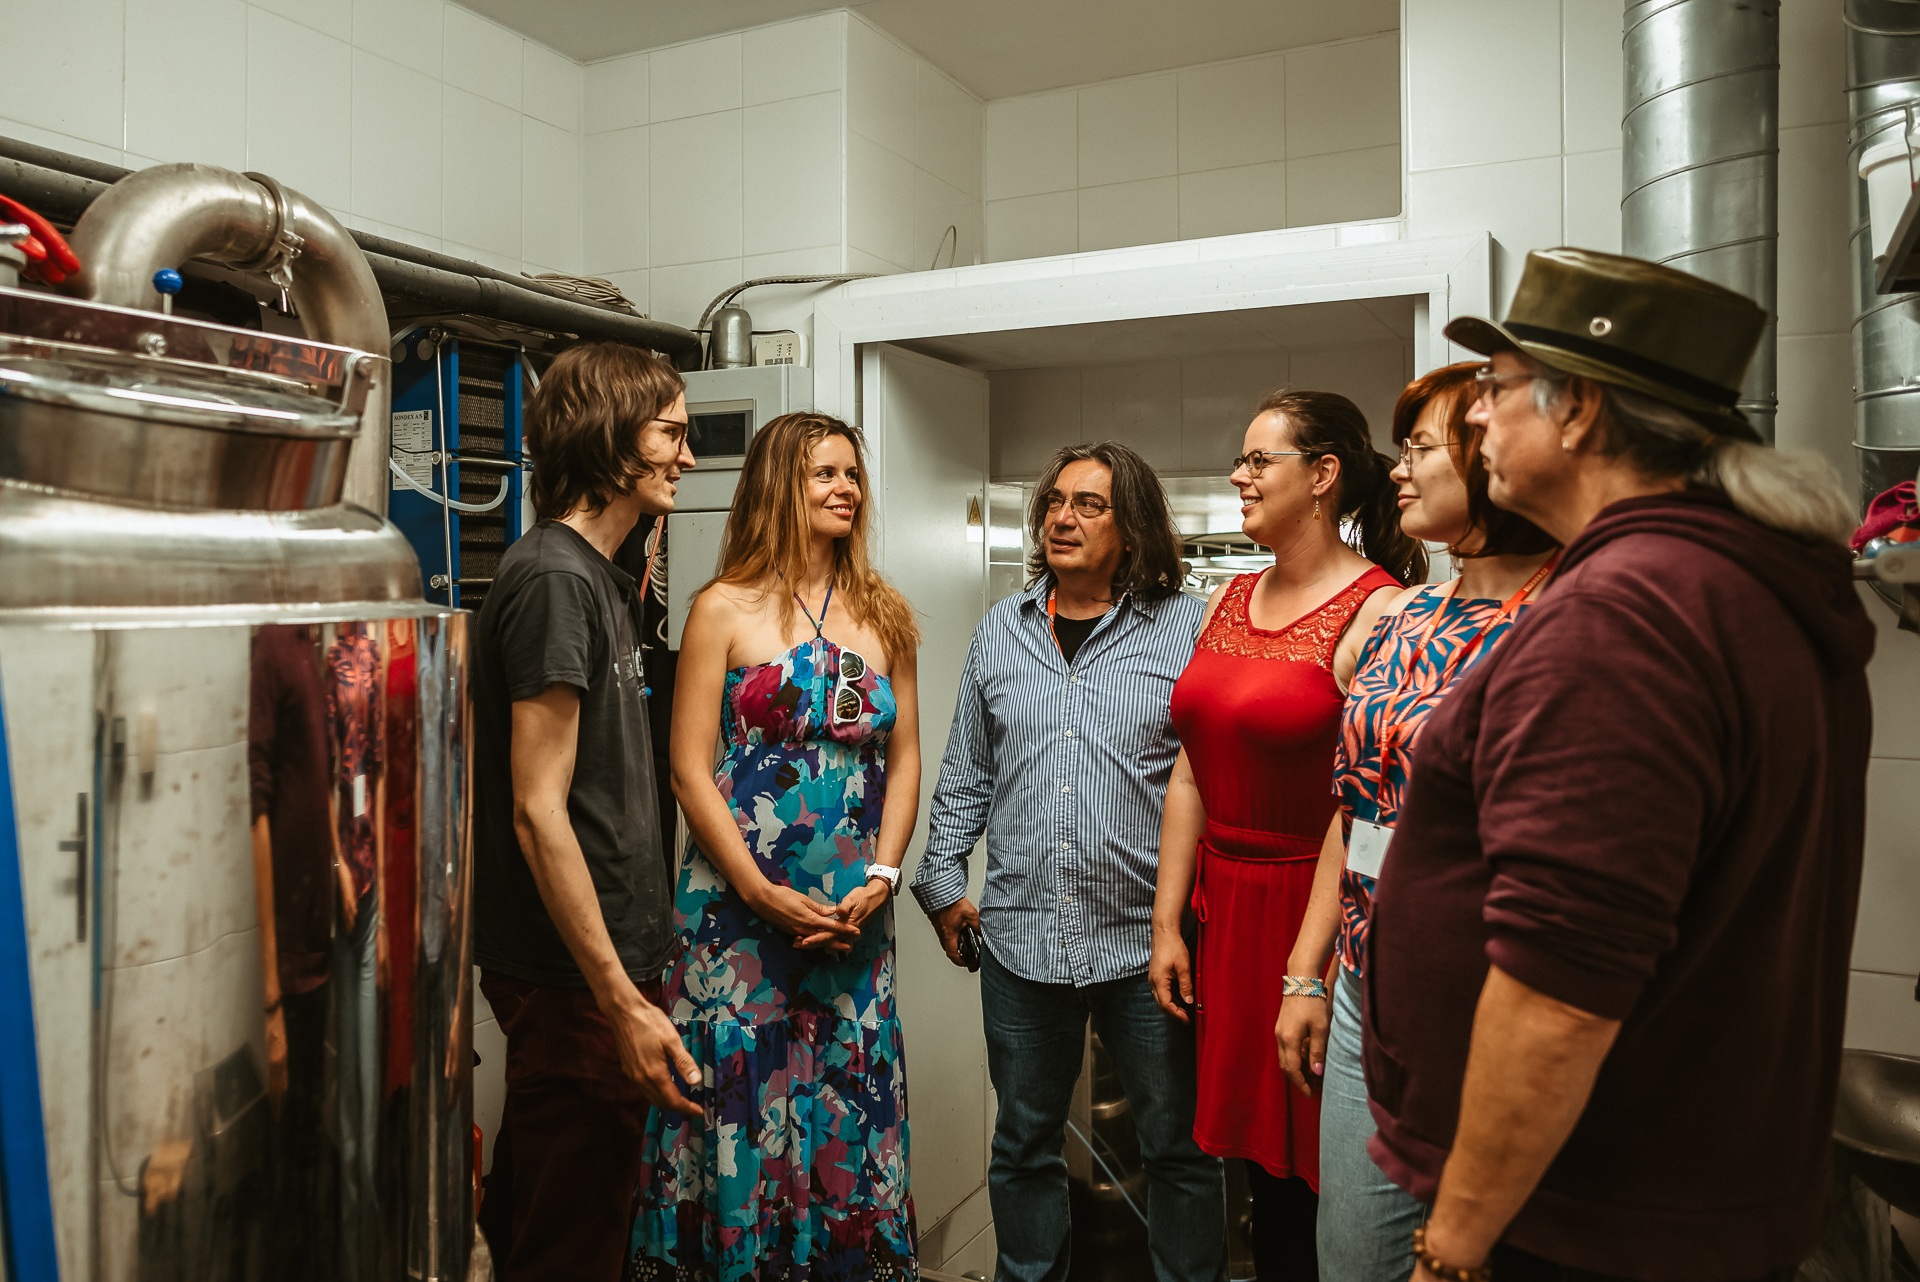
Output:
[648, 417, 691, 440]
[1472, 367, 1565, 406]
[1397, 439, 1455, 467]
[1231, 449, 1308, 477]
[1043, 492, 1114, 519]
[833, 647, 868, 724]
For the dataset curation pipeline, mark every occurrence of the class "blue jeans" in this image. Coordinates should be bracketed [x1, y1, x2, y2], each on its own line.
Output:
[980, 944, 1227, 1282]
[1317, 965, 1428, 1281]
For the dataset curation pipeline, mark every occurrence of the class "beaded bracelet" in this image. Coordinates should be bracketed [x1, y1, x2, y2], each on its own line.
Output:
[1280, 975, 1328, 999]
[1411, 1225, 1493, 1282]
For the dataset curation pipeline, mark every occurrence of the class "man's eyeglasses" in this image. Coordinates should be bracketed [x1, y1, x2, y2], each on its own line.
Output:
[1043, 492, 1114, 519]
[1472, 367, 1565, 406]
[833, 647, 868, 724]
[1397, 439, 1455, 468]
[1231, 449, 1308, 477]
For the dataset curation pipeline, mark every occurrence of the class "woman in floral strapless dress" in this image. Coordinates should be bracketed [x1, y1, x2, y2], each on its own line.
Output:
[631, 412, 923, 1282]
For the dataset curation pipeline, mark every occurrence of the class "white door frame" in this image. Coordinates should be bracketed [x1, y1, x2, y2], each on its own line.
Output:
[810, 229, 1493, 424]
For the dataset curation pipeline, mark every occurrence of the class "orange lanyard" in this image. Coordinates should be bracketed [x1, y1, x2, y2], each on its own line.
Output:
[1045, 589, 1103, 662]
[1378, 554, 1558, 766]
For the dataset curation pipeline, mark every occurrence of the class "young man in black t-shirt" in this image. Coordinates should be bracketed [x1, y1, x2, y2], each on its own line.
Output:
[471, 342, 699, 1281]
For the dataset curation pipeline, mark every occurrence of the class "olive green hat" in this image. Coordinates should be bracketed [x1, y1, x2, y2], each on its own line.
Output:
[1443, 247, 1765, 442]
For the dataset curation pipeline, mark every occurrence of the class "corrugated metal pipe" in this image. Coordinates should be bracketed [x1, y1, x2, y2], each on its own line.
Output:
[1623, 0, 1780, 443]
[1847, 0, 1920, 524]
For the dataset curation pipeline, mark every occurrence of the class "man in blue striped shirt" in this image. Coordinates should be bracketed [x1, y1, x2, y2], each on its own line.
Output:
[912, 442, 1227, 1282]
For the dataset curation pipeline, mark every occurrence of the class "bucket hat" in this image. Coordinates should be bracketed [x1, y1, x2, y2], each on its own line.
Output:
[1443, 247, 1766, 442]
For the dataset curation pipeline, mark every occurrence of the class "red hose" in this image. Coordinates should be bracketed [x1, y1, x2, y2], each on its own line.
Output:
[0, 194, 80, 285]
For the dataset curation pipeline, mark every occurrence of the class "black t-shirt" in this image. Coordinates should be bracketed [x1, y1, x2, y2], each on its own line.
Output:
[472, 521, 672, 986]
[1052, 612, 1102, 663]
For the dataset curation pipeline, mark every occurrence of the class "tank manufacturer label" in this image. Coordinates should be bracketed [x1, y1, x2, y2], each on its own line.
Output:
[391, 410, 434, 490]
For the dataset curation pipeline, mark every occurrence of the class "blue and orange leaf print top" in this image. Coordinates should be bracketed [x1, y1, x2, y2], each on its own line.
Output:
[1330, 584, 1539, 977]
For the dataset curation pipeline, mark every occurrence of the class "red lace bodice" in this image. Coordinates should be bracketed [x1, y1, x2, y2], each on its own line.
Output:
[1197, 568, 1399, 670]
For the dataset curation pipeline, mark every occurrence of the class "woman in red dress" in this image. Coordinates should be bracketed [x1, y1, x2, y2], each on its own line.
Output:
[1149, 389, 1426, 1279]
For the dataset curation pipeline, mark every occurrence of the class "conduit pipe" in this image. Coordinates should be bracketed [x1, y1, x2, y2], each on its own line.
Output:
[1623, 0, 1781, 443]
[1847, 0, 1920, 528]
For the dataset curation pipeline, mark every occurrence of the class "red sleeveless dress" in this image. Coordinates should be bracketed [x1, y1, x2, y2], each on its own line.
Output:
[1171, 565, 1399, 1186]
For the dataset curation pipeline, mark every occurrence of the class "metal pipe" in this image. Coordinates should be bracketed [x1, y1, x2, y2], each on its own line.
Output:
[1623, 0, 1781, 443]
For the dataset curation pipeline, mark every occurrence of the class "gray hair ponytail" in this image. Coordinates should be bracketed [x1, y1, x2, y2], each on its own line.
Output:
[1533, 377, 1854, 546]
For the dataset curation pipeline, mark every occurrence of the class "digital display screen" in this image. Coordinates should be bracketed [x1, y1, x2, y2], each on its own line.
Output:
[690, 409, 750, 459]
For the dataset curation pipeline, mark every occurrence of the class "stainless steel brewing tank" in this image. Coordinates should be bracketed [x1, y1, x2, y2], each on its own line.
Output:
[0, 285, 476, 1281]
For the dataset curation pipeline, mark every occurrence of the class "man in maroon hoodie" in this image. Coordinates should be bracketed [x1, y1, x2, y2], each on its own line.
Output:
[1364, 249, 1874, 1282]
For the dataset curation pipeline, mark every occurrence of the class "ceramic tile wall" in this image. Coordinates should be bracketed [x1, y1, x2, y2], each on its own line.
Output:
[580, 12, 857, 335]
[0, 0, 586, 280]
[987, 343, 1414, 481]
[982, 34, 1400, 263]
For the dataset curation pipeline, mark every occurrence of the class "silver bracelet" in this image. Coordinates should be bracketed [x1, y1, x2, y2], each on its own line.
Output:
[1282, 975, 1329, 999]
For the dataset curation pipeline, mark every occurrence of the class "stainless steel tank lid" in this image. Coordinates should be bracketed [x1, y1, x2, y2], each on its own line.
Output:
[0, 337, 357, 438]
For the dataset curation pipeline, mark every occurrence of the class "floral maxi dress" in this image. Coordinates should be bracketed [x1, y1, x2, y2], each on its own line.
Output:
[629, 635, 917, 1282]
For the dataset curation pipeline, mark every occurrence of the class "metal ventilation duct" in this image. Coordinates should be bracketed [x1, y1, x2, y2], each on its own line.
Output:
[1623, 0, 1781, 443]
[1847, 0, 1920, 516]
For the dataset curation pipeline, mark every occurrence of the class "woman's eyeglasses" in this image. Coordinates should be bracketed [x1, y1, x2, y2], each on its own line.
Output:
[1043, 493, 1114, 519]
[1397, 439, 1455, 467]
[1230, 449, 1307, 477]
[833, 648, 867, 724]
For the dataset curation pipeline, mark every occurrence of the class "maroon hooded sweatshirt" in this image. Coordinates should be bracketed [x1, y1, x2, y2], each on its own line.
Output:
[1363, 489, 1874, 1280]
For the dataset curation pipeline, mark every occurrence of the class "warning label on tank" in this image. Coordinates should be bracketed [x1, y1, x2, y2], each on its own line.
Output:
[391, 410, 434, 491]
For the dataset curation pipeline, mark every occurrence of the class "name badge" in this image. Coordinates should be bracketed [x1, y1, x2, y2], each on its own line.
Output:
[352, 774, 368, 818]
[1346, 818, 1393, 880]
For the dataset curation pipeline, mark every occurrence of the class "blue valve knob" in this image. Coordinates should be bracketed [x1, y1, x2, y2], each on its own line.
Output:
[151, 268, 183, 296]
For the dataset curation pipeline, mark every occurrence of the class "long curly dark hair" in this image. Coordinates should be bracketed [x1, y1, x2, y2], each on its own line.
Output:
[1025, 441, 1186, 602]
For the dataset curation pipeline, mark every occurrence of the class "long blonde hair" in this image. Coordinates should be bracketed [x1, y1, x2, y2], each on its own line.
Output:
[707, 412, 921, 663]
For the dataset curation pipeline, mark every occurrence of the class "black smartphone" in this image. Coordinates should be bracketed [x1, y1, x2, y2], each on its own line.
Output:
[957, 923, 983, 973]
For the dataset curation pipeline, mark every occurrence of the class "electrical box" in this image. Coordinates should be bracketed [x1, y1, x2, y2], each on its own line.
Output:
[389, 332, 532, 611]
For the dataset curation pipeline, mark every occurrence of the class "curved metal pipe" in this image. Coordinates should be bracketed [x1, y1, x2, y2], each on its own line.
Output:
[1623, 0, 1781, 442]
[62, 163, 393, 510]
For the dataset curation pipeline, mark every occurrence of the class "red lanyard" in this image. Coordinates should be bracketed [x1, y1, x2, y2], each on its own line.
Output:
[1045, 589, 1068, 660]
[1378, 554, 1558, 765]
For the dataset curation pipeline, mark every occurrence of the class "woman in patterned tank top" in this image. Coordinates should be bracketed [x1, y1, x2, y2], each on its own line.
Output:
[1275, 363, 1558, 1281]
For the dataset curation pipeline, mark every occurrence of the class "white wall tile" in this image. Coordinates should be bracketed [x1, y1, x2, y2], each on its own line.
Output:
[744, 92, 843, 257]
[602, 267, 648, 315]
[650, 111, 742, 265]
[255, 0, 350, 41]
[1562, 0, 1625, 156]
[352, 0, 440, 79]
[443, 86, 521, 257]
[1409, 155, 1563, 311]
[986, 191, 1078, 262]
[848, 247, 902, 275]
[523, 41, 583, 134]
[989, 367, 1083, 476]
[1288, 144, 1400, 228]
[1178, 55, 1286, 174]
[1854, 758, 1920, 975]
[1781, 0, 1845, 130]
[847, 15, 917, 160]
[1865, 581, 1920, 761]
[651, 33, 742, 122]
[1288, 342, 1407, 451]
[1077, 75, 1178, 188]
[848, 132, 915, 269]
[1563, 148, 1621, 253]
[0, 117, 126, 169]
[522, 117, 580, 272]
[651, 257, 744, 330]
[248, 10, 353, 212]
[443, 6, 522, 111]
[442, 237, 520, 274]
[583, 126, 648, 274]
[1078, 176, 1179, 253]
[1845, 969, 1920, 1056]
[1776, 334, 1854, 485]
[914, 168, 983, 270]
[1082, 359, 1183, 469]
[1179, 162, 1288, 241]
[585, 54, 648, 132]
[340, 211, 442, 253]
[918, 68, 982, 198]
[743, 12, 844, 107]
[743, 246, 843, 277]
[1183, 351, 1287, 470]
[125, 0, 247, 170]
[0, 0, 123, 150]
[984, 93, 1076, 200]
[1778, 123, 1852, 339]
[352, 50, 442, 235]
[1407, 0, 1562, 170]
[1286, 35, 1399, 159]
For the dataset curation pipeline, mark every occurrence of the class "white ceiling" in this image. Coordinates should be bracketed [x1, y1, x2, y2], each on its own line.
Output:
[457, 0, 1399, 100]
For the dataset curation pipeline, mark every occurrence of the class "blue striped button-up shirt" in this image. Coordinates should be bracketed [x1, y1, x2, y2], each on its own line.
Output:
[910, 580, 1206, 986]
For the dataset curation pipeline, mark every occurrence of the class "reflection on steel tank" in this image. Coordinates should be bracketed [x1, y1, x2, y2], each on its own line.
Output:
[0, 164, 479, 1282]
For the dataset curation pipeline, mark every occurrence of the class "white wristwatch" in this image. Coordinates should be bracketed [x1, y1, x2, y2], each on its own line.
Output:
[865, 863, 901, 895]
